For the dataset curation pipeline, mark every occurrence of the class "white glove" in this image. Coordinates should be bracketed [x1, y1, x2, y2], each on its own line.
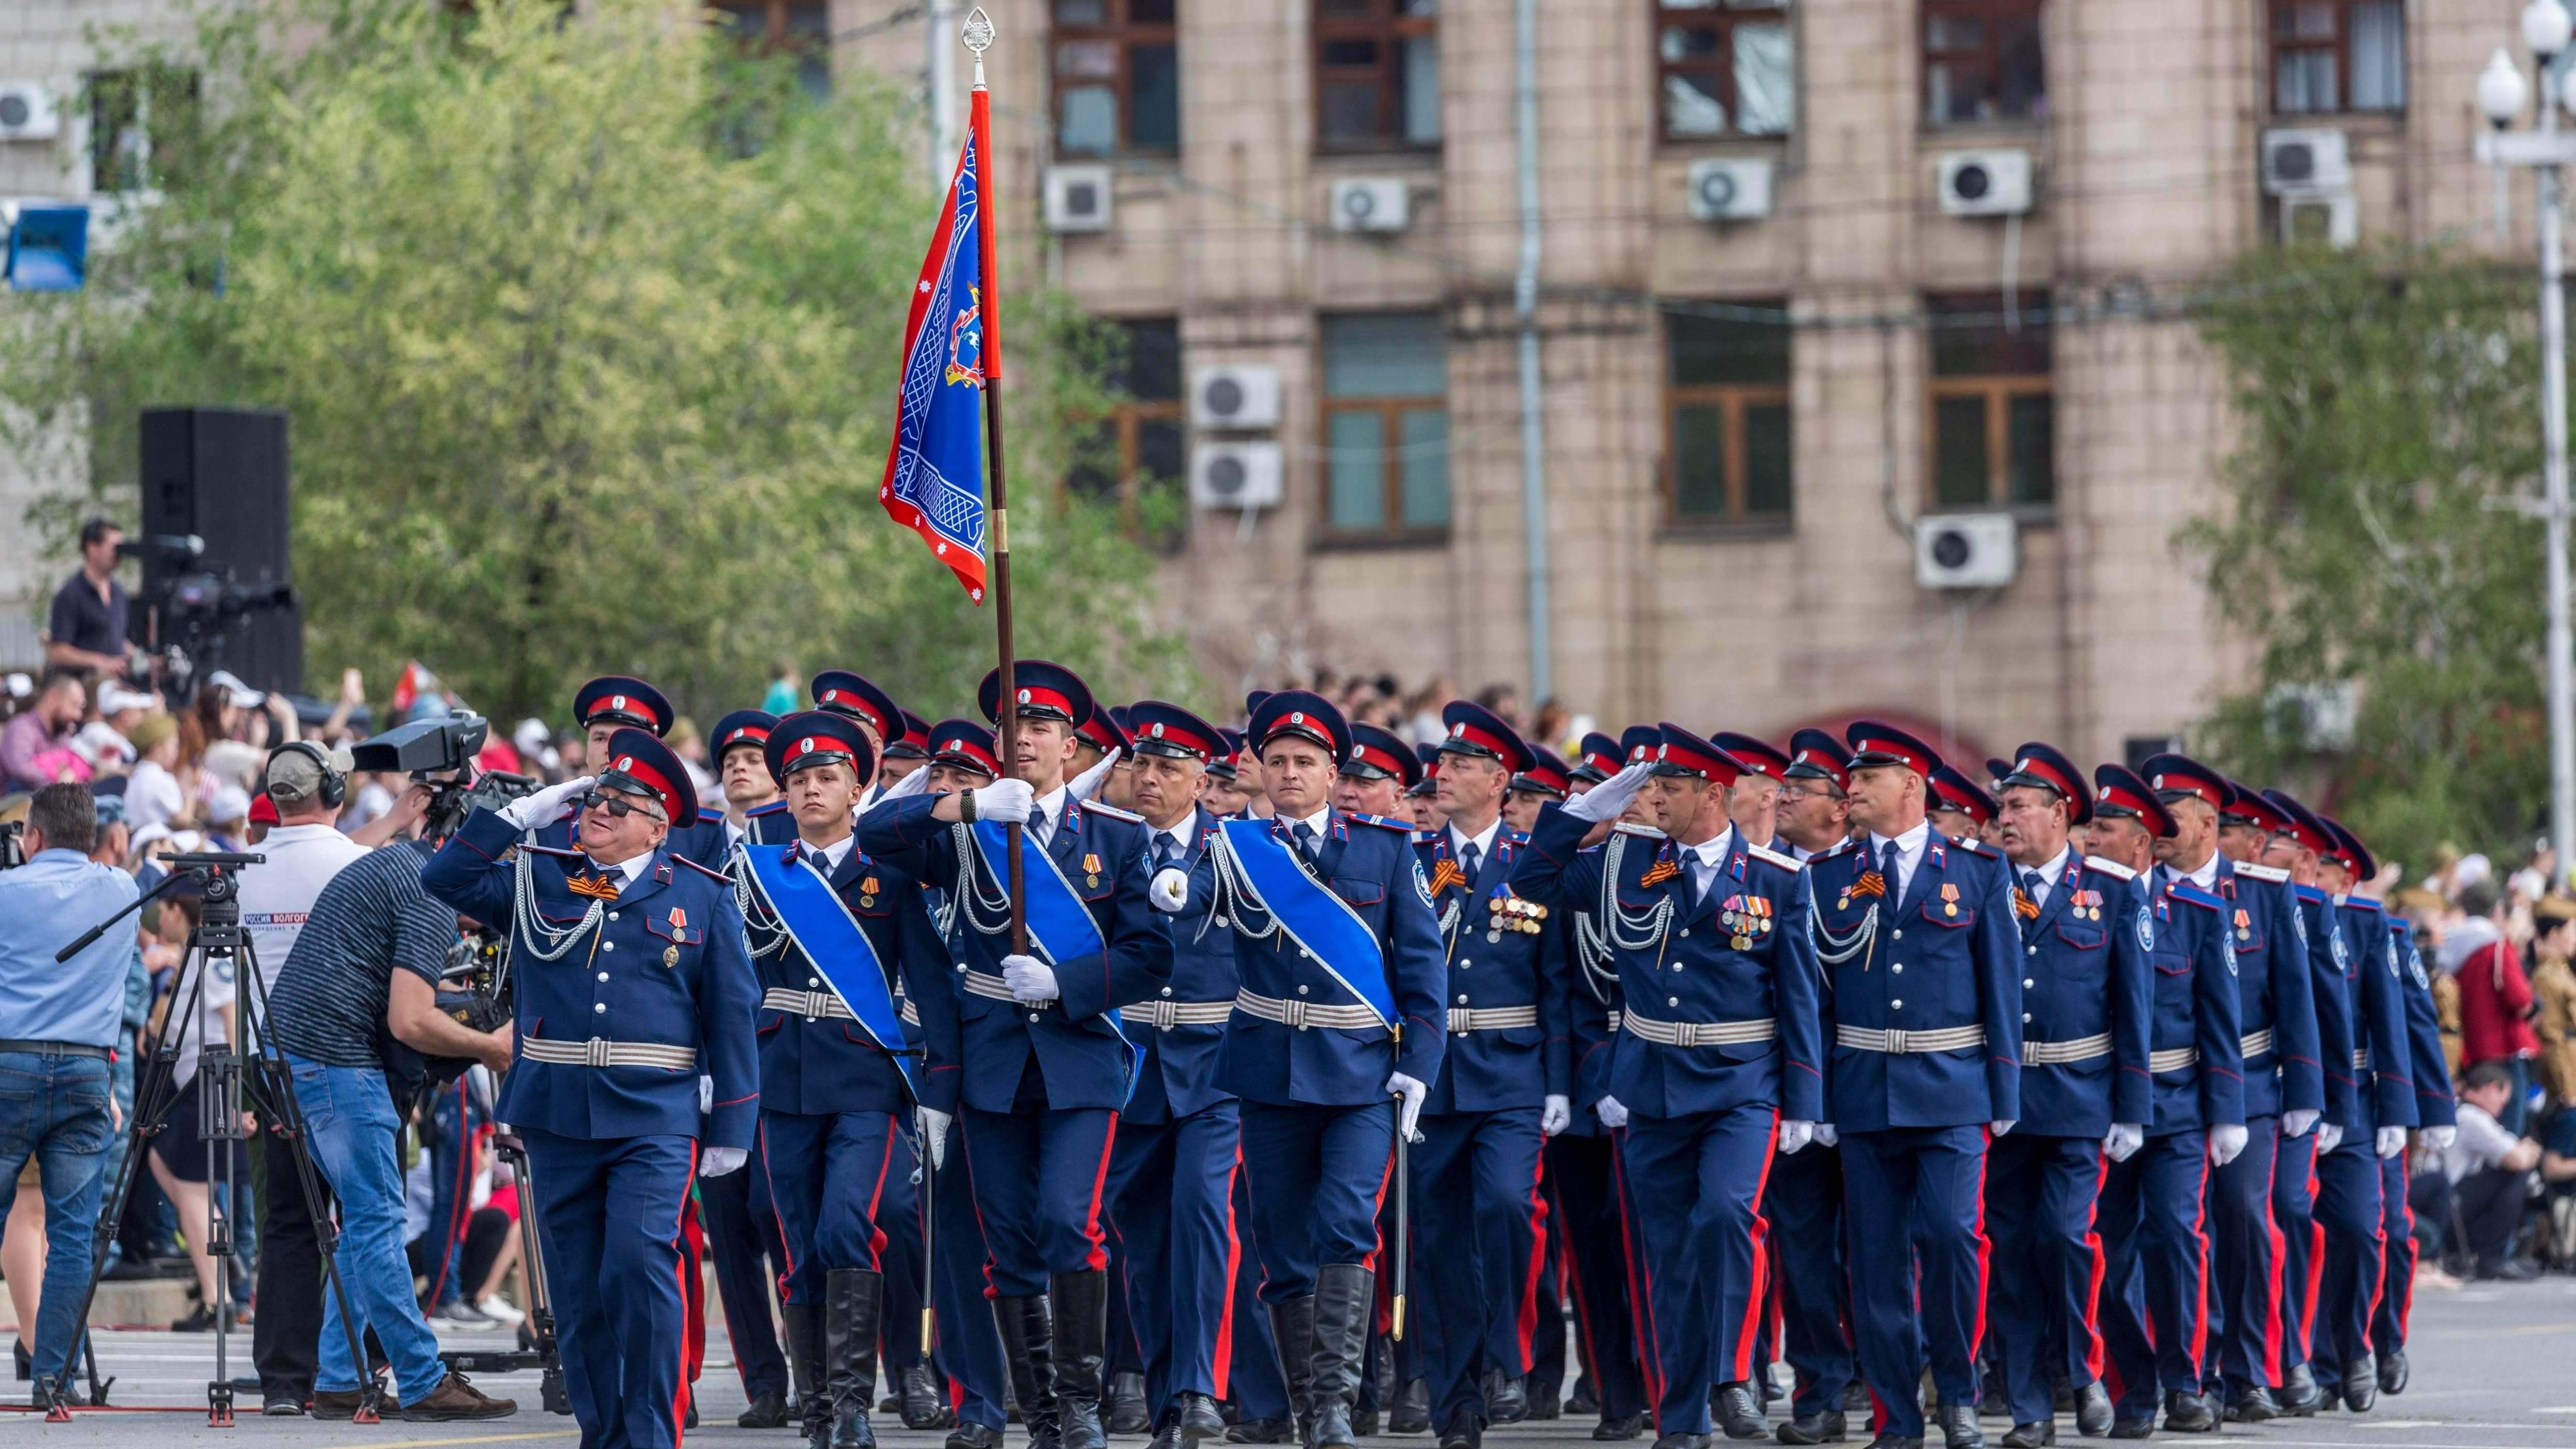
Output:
[2317, 1122, 2345, 1156]
[1778, 1119, 1815, 1154]
[971, 778, 1034, 825]
[2104, 1123, 2144, 1162]
[1068, 747, 1121, 802]
[917, 1107, 953, 1170]
[1562, 762, 1652, 825]
[700, 1146, 748, 1178]
[1150, 866, 1190, 913]
[2283, 1108, 2321, 1138]
[502, 775, 595, 830]
[1388, 1072, 1428, 1141]
[1001, 953, 1058, 1004]
[2375, 1125, 2407, 1158]
[1541, 1094, 1572, 1137]
[2421, 1123, 2456, 1151]
[698, 1075, 713, 1114]
[2208, 1122, 2249, 1166]
[1989, 1119, 2017, 1139]
[881, 763, 933, 801]
[1595, 1095, 1630, 1130]
[1814, 1123, 1838, 1148]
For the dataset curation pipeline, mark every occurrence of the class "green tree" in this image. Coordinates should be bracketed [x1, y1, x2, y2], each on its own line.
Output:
[2189, 242, 2546, 870]
[2, 0, 1198, 728]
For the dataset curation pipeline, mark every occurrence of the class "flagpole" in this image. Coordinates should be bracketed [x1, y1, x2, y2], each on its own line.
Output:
[962, 8, 1028, 956]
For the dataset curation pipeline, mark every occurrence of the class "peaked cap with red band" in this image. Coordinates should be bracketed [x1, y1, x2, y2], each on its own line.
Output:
[1845, 719, 1944, 779]
[1511, 745, 1573, 799]
[1438, 700, 1536, 774]
[1998, 740, 2090, 826]
[927, 718, 1002, 778]
[765, 710, 877, 787]
[1783, 728, 1850, 791]
[597, 727, 699, 829]
[1207, 729, 1245, 782]
[711, 709, 779, 759]
[1077, 699, 1132, 755]
[2319, 814, 2376, 881]
[1712, 731, 1793, 781]
[1408, 743, 1441, 797]
[809, 670, 903, 743]
[2141, 752, 2229, 815]
[1249, 689, 1353, 763]
[1572, 731, 1623, 784]
[1929, 765, 1997, 827]
[1347, 722, 1422, 787]
[978, 660, 1092, 729]
[1650, 722, 1743, 787]
[1620, 724, 1663, 768]
[2091, 762, 2174, 839]
[2259, 787, 2339, 859]
[574, 676, 673, 736]
[2221, 778, 2285, 832]
[884, 709, 932, 761]
[1126, 700, 1226, 764]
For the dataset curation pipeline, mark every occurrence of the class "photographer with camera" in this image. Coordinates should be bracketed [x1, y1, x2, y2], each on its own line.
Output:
[263, 802, 518, 1420]
[44, 518, 132, 680]
[0, 784, 139, 1404]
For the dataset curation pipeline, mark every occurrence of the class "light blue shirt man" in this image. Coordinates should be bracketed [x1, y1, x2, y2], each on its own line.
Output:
[0, 847, 141, 1047]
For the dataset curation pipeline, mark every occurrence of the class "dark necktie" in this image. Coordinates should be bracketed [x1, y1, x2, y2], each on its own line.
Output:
[1292, 821, 1319, 862]
[2022, 868, 2044, 909]
[1030, 803, 1051, 848]
[1459, 841, 1482, 884]
[1881, 841, 1902, 900]
[1155, 833, 1179, 871]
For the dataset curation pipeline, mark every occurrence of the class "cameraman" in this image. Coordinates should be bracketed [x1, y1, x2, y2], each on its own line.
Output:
[0, 783, 138, 1402]
[43, 518, 131, 680]
[263, 830, 517, 1421]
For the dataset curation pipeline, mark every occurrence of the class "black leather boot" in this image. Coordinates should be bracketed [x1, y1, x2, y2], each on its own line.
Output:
[827, 1269, 883, 1449]
[1936, 1402, 1983, 1449]
[2072, 1382, 2113, 1439]
[1265, 1297, 1317, 1446]
[2225, 1384, 2279, 1424]
[995, 1295, 1061, 1449]
[906, 1359, 959, 1429]
[1715, 1382, 1767, 1440]
[1110, 1371, 1152, 1436]
[1176, 1392, 1226, 1444]
[740, 1387, 793, 1429]
[2339, 1355, 2377, 1414]
[1996, 1423, 2052, 1448]
[1389, 1377, 1432, 1434]
[2378, 1347, 2408, 1395]
[2160, 1388, 2214, 1434]
[1309, 1264, 1375, 1449]
[1484, 1369, 1528, 1425]
[1775, 1409, 1845, 1444]
[2282, 1363, 2323, 1416]
[1053, 1273, 1112, 1449]
[784, 1302, 830, 1449]
[951, 1424, 1008, 1449]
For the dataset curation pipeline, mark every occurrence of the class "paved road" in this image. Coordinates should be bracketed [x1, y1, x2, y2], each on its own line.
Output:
[9, 1274, 2576, 1448]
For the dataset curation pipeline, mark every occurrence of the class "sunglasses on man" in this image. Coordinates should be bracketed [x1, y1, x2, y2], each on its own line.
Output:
[581, 790, 662, 820]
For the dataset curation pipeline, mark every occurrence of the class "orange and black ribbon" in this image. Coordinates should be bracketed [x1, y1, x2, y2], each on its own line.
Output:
[566, 873, 621, 902]
[2013, 889, 2039, 921]
[1850, 870, 1886, 900]
[1429, 859, 1468, 895]
[1641, 859, 1683, 889]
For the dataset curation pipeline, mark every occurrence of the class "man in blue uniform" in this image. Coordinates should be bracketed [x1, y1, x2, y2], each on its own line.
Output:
[2143, 756, 2323, 1427]
[1502, 745, 1573, 837]
[1409, 702, 1571, 1447]
[1983, 743, 2148, 1446]
[546, 677, 728, 870]
[881, 710, 933, 789]
[1512, 725, 1823, 1449]
[423, 728, 761, 1449]
[739, 712, 957, 1449]
[1101, 701, 1243, 1449]
[859, 663, 1172, 1449]
[1337, 723, 1421, 819]
[1926, 768, 1996, 847]
[1212, 690, 1446, 1449]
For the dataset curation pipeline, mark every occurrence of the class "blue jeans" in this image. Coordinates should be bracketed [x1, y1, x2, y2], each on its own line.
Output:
[0, 1050, 113, 1390]
[286, 1056, 447, 1403]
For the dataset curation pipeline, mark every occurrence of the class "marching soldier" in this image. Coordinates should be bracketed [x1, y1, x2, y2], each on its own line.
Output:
[1711, 733, 1792, 854]
[1513, 725, 1823, 1448]
[423, 728, 761, 1449]
[1101, 701, 1244, 1449]
[1982, 744, 2147, 1446]
[1410, 701, 1572, 1448]
[2348, 823, 2453, 1399]
[713, 709, 788, 848]
[1211, 690, 1446, 1449]
[1409, 744, 1448, 834]
[1502, 745, 1572, 836]
[1338, 722, 1423, 819]
[858, 662, 1173, 1449]
[881, 709, 934, 789]
[1926, 767, 1995, 846]
[548, 677, 728, 868]
[737, 712, 957, 1449]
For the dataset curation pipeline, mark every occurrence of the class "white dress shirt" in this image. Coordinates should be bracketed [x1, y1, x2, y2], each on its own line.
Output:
[1679, 825, 1736, 901]
[1867, 819, 1934, 904]
[2023, 844, 2072, 909]
[803, 832, 857, 875]
[1448, 816, 1505, 876]
[1032, 786, 1072, 849]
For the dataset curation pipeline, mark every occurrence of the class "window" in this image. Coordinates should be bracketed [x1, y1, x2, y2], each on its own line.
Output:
[1322, 313, 1448, 539]
[1656, 1, 1794, 141]
[87, 67, 200, 194]
[1054, 0, 1179, 155]
[1665, 307, 1793, 526]
[1921, 0, 2045, 125]
[1316, 0, 1441, 151]
[2272, 1, 2404, 115]
[1925, 293, 2052, 509]
[1069, 319, 1187, 551]
[712, 1, 831, 99]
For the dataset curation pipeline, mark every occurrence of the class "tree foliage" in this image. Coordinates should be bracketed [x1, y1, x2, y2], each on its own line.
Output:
[2, 0, 1197, 727]
[2189, 241, 2546, 867]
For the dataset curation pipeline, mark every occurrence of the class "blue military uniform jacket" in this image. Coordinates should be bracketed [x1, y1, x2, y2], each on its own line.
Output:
[1513, 810, 1824, 1124]
[2330, 894, 2418, 1132]
[858, 792, 1172, 1114]
[1561, 875, 1621, 1136]
[2290, 884, 2366, 1133]
[1125, 804, 1240, 1125]
[1416, 825, 1571, 1114]
[2387, 917, 2456, 1130]
[539, 814, 731, 874]
[2205, 860, 2325, 1123]
[1218, 809, 1447, 1108]
[424, 807, 762, 1147]
[1803, 831, 2019, 1132]
[2148, 874, 2246, 1133]
[2010, 853, 2154, 1138]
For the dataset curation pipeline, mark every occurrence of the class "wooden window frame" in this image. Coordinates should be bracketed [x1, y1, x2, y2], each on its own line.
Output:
[2268, 0, 2406, 118]
[1925, 376, 2052, 511]
[1665, 384, 1792, 528]
[1315, 0, 1439, 154]
[1318, 397, 1447, 544]
[1052, 0, 1179, 157]
[1653, 0, 1794, 145]
[1920, 0, 2046, 127]
[1069, 399, 1187, 547]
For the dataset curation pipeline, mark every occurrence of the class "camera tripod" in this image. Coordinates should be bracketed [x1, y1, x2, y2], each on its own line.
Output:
[51, 852, 381, 1426]
[432, 1128, 570, 1416]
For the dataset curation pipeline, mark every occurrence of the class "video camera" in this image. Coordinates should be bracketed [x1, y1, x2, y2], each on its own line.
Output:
[120, 535, 298, 691]
[348, 713, 538, 840]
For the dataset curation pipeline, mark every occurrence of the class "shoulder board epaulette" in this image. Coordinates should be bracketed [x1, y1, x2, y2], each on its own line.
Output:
[747, 800, 788, 816]
[1077, 799, 1145, 824]
[1949, 835, 1995, 856]
[523, 843, 585, 859]
[673, 854, 733, 883]
[1745, 843, 1802, 872]
[2083, 855, 2137, 881]
[1508, 830, 1531, 846]
[2293, 883, 2329, 903]
[1809, 838, 1862, 863]
[2339, 893, 2385, 915]
[2169, 882, 2223, 910]
[1344, 811, 1413, 832]
[2232, 861, 2290, 883]
[1614, 822, 1667, 839]
[2387, 915, 2412, 930]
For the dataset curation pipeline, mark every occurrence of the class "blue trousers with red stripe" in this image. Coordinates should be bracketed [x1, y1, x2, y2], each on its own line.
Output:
[1840, 1125, 1988, 1440]
[959, 1073, 1118, 1298]
[2098, 1130, 2209, 1416]
[932, 1121, 1010, 1431]
[2272, 1130, 2320, 1376]
[759, 1109, 904, 1301]
[699, 1153, 791, 1399]
[1412, 1107, 1546, 1429]
[1105, 1100, 1245, 1416]
[522, 1128, 697, 1449]
[1545, 1132, 1648, 1423]
[2310, 1141, 2385, 1374]
[1984, 1133, 2105, 1424]
[1762, 1139, 1853, 1420]
[1238, 1100, 1393, 1300]
[2205, 1117, 2284, 1392]
[1621, 1104, 1778, 1436]
[2371, 1149, 2413, 1357]
[1227, 1161, 1293, 1422]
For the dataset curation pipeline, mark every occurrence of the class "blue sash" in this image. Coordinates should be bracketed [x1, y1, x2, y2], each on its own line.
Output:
[743, 847, 922, 1098]
[966, 819, 1142, 1104]
[1213, 817, 1397, 1031]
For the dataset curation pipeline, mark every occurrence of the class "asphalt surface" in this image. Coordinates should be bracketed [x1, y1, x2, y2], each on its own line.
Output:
[9, 1273, 2576, 1448]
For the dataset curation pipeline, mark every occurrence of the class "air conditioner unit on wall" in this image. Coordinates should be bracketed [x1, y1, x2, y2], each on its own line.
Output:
[1328, 178, 1410, 233]
[2280, 189, 2359, 249]
[1043, 165, 1113, 233]
[1686, 157, 1775, 222]
[1937, 150, 2033, 217]
[1190, 364, 1282, 431]
[1191, 442, 1284, 510]
[0, 83, 57, 141]
[1914, 513, 2019, 590]
[2261, 128, 2353, 195]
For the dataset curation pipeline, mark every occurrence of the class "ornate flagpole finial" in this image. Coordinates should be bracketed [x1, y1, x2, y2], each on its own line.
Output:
[961, 7, 995, 54]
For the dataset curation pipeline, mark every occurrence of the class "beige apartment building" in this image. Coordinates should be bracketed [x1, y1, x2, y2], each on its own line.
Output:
[0, 0, 2532, 765]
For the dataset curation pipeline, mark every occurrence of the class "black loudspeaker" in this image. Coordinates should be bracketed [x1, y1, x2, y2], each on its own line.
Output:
[136, 406, 303, 695]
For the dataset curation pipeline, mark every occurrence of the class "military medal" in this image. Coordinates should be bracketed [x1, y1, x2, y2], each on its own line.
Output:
[1083, 852, 1102, 889]
[664, 944, 680, 967]
[860, 875, 879, 908]
[1940, 882, 1960, 917]
[2233, 907, 2251, 941]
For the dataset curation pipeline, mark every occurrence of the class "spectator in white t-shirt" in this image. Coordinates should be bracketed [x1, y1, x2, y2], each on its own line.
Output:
[2411, 1061, 2542, 1281]
[123, 715, 189, 831]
